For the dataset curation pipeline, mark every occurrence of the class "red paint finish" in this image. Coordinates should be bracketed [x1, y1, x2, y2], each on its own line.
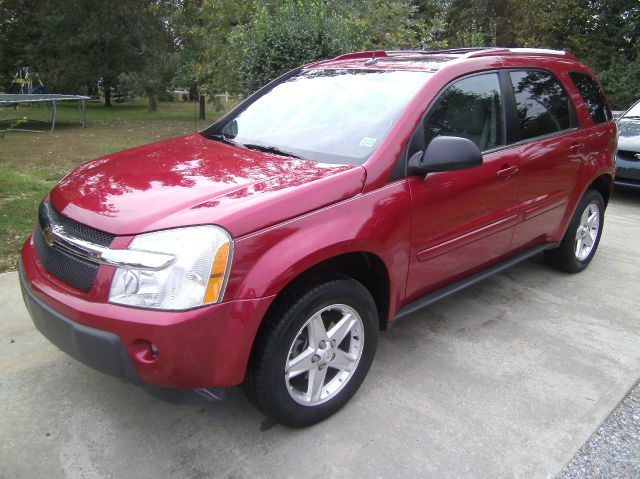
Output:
[50, 134, 364, 237]
[510, 132, 582, 249]
[21, 242, 274, 388]
[406, 145, 522, 301]
[226, 182, 412, 316]
[20, 50, 617, 390]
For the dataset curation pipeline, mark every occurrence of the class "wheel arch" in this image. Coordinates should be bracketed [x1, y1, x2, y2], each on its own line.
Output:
[558, 170, 613, 243]
[258, 251, 392, 334]
[588, 173, 613, 208]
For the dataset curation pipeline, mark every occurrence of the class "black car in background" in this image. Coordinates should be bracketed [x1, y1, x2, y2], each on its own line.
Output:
[616, 100, 640, 188]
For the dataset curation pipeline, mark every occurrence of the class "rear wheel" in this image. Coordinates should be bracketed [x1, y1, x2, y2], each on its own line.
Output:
[545, 189, 604, 273]
[244, 276, 378, 428]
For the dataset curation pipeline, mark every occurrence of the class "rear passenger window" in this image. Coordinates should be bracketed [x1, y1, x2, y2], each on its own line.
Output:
[424, 73, 505, 151]
[510, 70, 572, 140]
[568, 71, 612, 124]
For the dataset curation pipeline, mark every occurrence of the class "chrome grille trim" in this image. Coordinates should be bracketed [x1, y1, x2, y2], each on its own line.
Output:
[39, 202, 175, 271]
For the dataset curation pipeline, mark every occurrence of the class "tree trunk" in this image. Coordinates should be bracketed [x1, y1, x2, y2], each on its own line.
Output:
[104, 84, 112, 107]
[493, 0, 516, 47]
[189, 86, 198, 102]
[87, 82, 98, 98]
[199, 94, 206, 120]
[495, 16, 515, 46]
[148, 92, 158, 112]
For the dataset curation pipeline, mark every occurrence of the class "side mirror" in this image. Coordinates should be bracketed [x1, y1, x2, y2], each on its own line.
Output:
[408, 136, 483, 175]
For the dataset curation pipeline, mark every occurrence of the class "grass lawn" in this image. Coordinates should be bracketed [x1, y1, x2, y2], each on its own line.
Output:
[0, 98, 229, 272]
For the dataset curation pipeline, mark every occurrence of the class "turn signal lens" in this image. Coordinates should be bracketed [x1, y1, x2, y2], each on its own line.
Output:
[204, 242, 230, 304]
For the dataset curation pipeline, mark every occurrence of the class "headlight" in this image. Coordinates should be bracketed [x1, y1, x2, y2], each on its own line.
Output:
[109, 225, 232, 310]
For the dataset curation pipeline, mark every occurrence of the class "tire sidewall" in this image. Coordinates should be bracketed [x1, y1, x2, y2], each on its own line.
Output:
[566, 190, 605, 271]
[262, 280, 378, 427]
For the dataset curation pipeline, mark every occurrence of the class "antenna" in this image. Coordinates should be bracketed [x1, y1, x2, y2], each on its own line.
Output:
[364, 52, 377, 66]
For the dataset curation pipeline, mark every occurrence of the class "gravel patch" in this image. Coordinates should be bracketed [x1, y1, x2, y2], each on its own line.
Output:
[560, 381, 640, 478]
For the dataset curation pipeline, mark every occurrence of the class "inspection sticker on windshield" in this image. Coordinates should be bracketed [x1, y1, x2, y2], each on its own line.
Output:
[359, 137, 377, 148]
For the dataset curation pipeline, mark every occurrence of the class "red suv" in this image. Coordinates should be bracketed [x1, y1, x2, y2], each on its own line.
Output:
[19, 48, 616, 427]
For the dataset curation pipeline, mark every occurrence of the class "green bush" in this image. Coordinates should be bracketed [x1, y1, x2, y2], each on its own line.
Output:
[598, 55, 640, 109]
[0, 117, 27, 138]
[230, 1, 357, 96]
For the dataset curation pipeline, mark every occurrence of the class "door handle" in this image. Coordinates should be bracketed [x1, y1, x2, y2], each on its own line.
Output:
[570, 143, 585, 153]
[497, 165, 519, 178]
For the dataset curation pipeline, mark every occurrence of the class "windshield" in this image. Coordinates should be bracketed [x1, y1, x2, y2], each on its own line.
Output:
[623, 100, 640, 118]
[214, 69, 431, 165]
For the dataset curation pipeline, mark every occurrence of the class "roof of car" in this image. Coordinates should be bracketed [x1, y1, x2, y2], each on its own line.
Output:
[307, 48, 577, 72]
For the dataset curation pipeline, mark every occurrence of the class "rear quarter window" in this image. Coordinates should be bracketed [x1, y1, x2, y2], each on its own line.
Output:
[510, 70, 573, 141]
[568, 71, 612, 124]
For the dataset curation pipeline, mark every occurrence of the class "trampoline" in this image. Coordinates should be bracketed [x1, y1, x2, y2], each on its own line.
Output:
[0, 94, 90, 133]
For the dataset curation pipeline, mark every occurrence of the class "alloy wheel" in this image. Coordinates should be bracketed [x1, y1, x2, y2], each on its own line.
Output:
[285, 304, 364, 406]
[575, 202, 600, 261]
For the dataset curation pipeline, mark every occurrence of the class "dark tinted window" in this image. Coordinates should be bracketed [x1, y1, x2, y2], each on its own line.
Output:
[569, 71, 612, 124]
[510, 70, 572, 140]
[424, 73, 504, 151]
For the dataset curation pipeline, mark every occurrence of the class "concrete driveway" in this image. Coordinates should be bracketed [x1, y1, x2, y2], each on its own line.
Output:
[1, 190, 639, 478]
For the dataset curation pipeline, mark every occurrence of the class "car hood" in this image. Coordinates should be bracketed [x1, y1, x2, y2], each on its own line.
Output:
[617, 119, 640, 151]
[49, 134, 365, 237]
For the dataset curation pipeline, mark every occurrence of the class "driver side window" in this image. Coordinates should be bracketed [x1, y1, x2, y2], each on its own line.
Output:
[424, 73, 505, 152]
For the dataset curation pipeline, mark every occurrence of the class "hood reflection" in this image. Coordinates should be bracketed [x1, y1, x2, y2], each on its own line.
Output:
[50, 134, 360, 235]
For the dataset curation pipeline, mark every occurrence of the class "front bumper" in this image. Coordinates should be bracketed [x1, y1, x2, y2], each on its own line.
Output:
[19, 261, 142, 384]
[20, 239, 275, 389]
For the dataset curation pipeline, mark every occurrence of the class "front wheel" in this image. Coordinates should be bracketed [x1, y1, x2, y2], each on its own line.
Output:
[545, 189, 605, 273]
[244, 277, 378, 428]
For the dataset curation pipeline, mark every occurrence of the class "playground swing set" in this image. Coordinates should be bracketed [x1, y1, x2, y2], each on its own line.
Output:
[1, 66, 89, 133]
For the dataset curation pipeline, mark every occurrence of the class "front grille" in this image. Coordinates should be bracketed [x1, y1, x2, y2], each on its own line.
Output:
[39, 202, 114, 246]
[34, 202, 115, 292]
[618, 150, 640, 162]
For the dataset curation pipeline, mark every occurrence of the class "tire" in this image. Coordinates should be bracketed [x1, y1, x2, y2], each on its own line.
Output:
[244, 276, 378, 428]
[545, 189, 605, 273]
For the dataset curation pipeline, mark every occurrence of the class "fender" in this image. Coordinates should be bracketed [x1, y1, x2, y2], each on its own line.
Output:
[555, 122, 616, 242]
[225, 181, 413, 322]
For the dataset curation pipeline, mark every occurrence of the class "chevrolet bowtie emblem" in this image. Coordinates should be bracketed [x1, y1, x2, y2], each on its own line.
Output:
[42, 225, 56, 246]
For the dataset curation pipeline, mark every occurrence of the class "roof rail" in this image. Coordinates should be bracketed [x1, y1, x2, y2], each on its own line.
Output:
[332, 50, 387, 61]
[466, 47, 570, 58]
[386, 48, 489, 56]
[329, 47, 575, 65]
[333, 47, 494, 61]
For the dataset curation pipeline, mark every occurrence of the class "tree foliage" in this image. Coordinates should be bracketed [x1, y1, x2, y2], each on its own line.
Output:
[172, 0, 248, 95]
[511, 0, 639, 107]
[117, 1, 178, 111]
[226, 0, 438, 96]
[0, 0, 176, 107]
[442, 0, 639, 107]
[229, 1, 356, 96]
[343, 0, 429, 50]
[0, 0, 638, 109]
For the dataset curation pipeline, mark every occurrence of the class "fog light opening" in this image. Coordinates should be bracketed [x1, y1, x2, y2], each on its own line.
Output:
[132, 339, 160, 363]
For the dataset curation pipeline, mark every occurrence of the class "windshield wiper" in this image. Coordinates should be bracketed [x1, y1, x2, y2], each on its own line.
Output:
[242, 143, 301, 159]
[209, 135, 302, 159]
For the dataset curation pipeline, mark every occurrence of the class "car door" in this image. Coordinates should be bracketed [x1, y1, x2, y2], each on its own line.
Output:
[405, 72, 522, 303]
[506, 69, 587, 250]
